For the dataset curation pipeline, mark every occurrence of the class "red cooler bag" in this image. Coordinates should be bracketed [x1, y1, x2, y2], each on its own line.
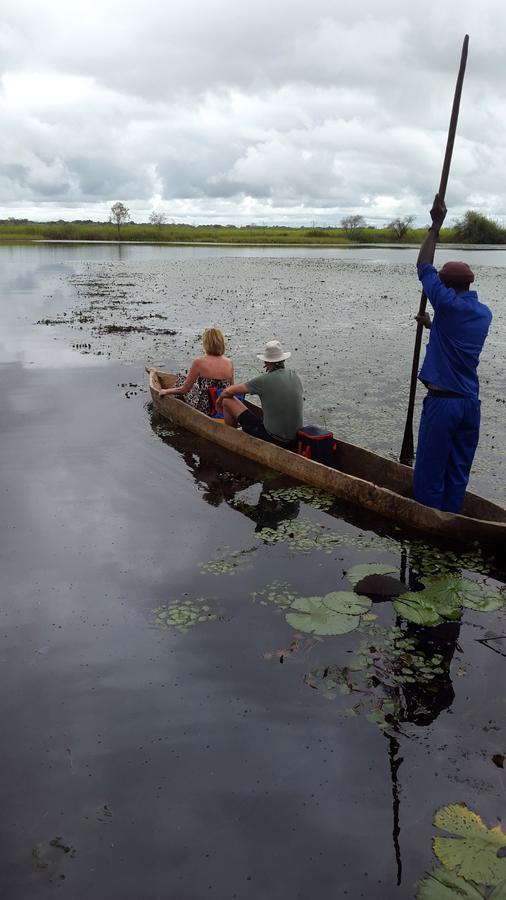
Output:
[296, 426, 336, 465]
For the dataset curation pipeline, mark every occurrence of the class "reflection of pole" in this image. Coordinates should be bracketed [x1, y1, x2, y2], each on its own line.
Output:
[399, 548, 408, 586]
[388, 735, 403, 886]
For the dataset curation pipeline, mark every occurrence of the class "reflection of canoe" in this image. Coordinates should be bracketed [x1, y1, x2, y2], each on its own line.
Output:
[147, 369, 506, 545]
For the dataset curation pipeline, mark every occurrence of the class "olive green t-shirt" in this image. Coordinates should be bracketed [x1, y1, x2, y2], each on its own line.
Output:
[246, 368, 303, 441]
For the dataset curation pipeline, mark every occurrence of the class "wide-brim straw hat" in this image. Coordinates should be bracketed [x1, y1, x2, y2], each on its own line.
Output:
[257, 340, 291, 362]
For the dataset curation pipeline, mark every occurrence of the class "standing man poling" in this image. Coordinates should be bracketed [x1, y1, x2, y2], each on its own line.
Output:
[413, 195, 492, 513]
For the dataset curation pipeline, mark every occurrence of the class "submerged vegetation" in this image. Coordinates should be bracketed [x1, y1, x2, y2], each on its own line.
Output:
[153, 598, 217, 632]
[1, 210, 505, 244]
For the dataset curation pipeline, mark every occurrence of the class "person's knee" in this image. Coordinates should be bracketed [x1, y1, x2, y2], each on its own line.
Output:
[222, 397, 239, 427]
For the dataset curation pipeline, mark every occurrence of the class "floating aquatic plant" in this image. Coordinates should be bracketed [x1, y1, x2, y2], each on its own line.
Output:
[417, 804, 506, 898]
[263, 485, 335, 511]
[394, 576, 504, 626]
[251, 580, 297, 611]
[255, 518, 392, 555]
[401, 540, 495, 579]
[433, 805, 506, 886]
[200, 545, 258, 575]
[305, 623, 450, 731]
[286, 591, 371, 636]
[153, 424, 177, 438]
[346, 562, 398, 585]
[417, 867, 485, 899]
[256, 519, 339, 553]
[153, 599, 217, 633]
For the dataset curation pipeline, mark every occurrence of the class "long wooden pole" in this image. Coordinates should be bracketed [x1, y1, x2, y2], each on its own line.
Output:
[399, 35, 469, 466]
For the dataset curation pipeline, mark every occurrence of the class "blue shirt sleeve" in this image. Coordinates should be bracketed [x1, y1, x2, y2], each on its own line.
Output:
[417, 263, 458, 312]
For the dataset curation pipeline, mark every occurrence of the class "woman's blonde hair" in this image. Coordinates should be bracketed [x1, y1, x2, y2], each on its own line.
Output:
[202, 327, 225, 356]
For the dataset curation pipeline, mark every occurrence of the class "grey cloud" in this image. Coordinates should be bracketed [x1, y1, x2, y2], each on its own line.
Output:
[1, 0, 506, 223]
[66, 157, 153, 199]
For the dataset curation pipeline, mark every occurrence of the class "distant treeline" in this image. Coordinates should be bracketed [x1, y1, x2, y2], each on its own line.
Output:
[0, 211, 504, 245]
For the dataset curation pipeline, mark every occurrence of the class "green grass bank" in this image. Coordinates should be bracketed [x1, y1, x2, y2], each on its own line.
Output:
[0, 215, 504, 245]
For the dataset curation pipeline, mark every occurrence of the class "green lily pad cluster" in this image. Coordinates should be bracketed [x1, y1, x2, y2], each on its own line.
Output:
[256, 518, 339, 552]
[252, 581, 373, 636]
[200, 545, 258, 576]
[255, 518, 390, 554]
[153, 424, 177, 438]
[354, 628, 447, 687]
[346, 562, 505, 627]
[402, 540, 493, 579]
[264, 486, 335, 511]
[305, 622, 450, 731]
[417, 804, 506, 898]
[153, 599, 217, 633]
[251, 580, 298, 611]
[393, 575, 504, 626]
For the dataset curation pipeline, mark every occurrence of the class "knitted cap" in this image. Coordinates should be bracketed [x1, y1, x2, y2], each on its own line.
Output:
[438, 261, 475, 285]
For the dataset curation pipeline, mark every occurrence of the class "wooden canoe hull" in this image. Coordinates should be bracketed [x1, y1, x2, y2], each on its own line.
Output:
[147, 370, 506, 545]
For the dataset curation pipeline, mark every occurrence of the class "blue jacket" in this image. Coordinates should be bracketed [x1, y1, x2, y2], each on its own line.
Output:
[417, 263, 492, 397]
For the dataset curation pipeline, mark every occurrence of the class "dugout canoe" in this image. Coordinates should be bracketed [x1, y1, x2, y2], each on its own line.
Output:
[147, 369, 506, 545]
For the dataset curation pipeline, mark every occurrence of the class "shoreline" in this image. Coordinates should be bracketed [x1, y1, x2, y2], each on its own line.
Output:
[1, 238, 505, 250]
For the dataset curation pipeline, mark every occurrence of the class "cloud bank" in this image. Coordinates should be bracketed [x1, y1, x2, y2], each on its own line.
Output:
[1, 0, 505, 224]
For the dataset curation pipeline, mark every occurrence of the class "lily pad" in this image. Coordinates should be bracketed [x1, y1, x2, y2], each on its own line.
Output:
[286, 592, 371, 636]
[433, 804, 506, 886]
[394, 575, 504, 626]
[394, 594, 448, 626]
[394, 577, 462, 626]
[346, 563, 398, 585]
[416, 868, 483, 899]
[458, 580, 504, 612]
[490, 883, 506, 900]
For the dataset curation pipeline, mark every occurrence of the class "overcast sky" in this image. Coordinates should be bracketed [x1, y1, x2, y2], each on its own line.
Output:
[1, 0, 505, 225]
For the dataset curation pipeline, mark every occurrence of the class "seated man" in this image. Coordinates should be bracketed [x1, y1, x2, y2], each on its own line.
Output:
[413, 194, 492, 513]
[217, 340, 303, 447]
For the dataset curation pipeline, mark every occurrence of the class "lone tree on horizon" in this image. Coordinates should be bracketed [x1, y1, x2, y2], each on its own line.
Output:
[149, 210, 167, 228]
[388, 215, 415, 239]
[340, 214, 366, 239]
[110, 202, 130, 239]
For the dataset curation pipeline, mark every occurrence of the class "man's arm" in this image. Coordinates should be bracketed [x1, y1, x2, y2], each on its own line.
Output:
[216, 382, 248, 409]
[417, 194, 447, 267]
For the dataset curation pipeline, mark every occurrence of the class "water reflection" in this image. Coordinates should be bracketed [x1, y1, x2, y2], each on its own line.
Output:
[150, 410, 302, 528]
[357, 553, 461, 886]
[148, 408, 505, 888]
[148, 407, 419, 546]
[149, 408, 462, 734]
[392, 554, 460, 727]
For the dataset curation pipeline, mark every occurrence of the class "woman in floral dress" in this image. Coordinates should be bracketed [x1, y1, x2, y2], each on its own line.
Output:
[158, 328, 234, 416]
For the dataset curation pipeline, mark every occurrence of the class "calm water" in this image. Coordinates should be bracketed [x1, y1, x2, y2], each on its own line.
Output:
[1, 243, 505, 900]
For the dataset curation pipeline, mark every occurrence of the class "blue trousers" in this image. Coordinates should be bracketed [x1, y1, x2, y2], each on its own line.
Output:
[413, 394, 480, 514]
